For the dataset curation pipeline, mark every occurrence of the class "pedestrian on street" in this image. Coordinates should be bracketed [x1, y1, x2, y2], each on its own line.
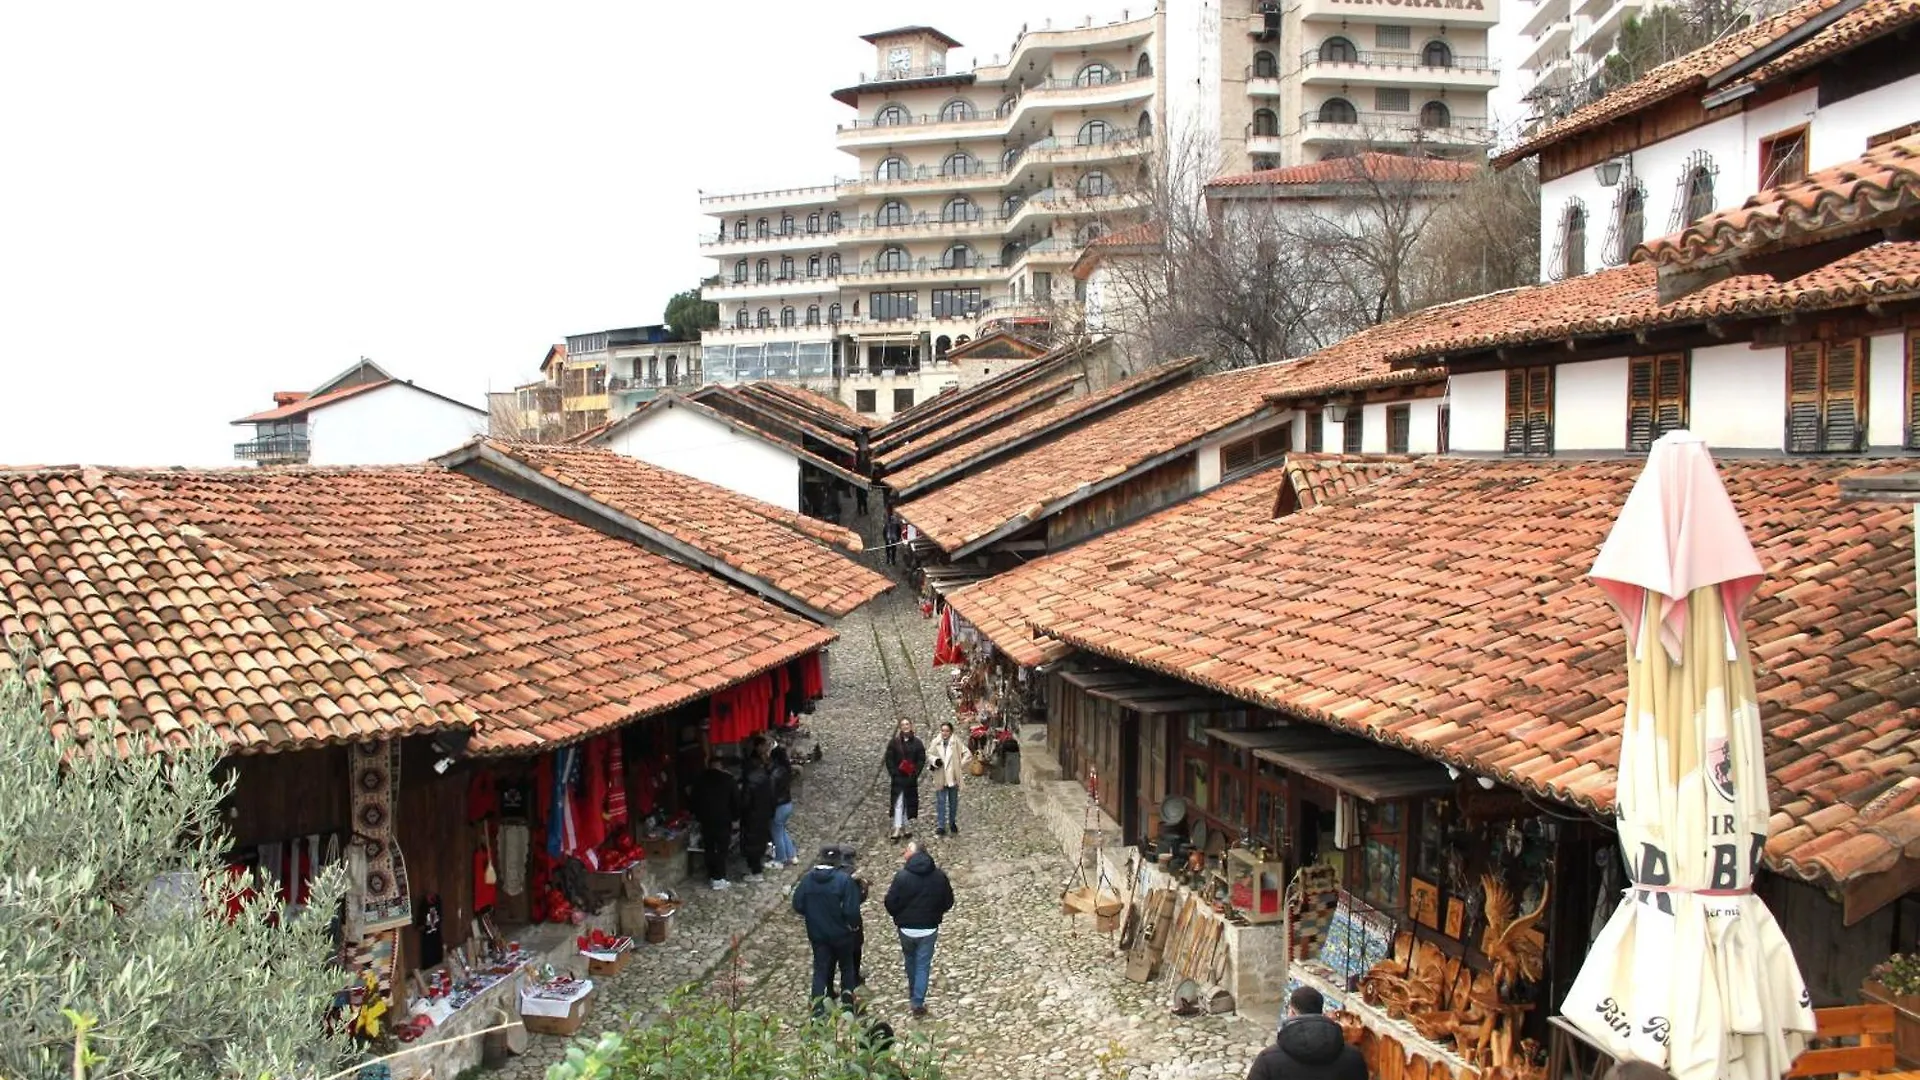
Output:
[768, 741, 798, 867]
[883, 718, 927, 841]
[738, 739, 775, 883]
[856, 486, 869, 516]
[927, 721, 972, 837]
[1245, 986, 1367, 1080]
[693, 754, 740, 891]
[883, 841, 954, 1017]
[792, 845, 865, 1016]
[883, 515, 900, 567]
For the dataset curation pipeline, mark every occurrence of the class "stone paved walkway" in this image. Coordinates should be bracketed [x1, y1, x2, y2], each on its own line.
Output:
[491, 584, 1271, 1080]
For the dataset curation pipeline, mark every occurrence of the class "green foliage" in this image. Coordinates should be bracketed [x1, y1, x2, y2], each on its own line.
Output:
[543, 986, 947, 1080]
[0, 653, 352, 1079]
[1601, 0, 1750, 91]
[662, 287, 719, 342]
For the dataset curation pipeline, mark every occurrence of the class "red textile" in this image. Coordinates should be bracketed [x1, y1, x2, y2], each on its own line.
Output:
[933, 606, 965, 666]
[473, 842, 497, 912]
[574, 738, 608, 862]
[467, 770, 498, 822]
[604, 735, 629, 831]
[798, 652, 824, 698]
[709, 674, 774, 744]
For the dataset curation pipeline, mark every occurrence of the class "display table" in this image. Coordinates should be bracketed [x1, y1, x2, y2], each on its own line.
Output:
[1290, 963, 1481, 1080]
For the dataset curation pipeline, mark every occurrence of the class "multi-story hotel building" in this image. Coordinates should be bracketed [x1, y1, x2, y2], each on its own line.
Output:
[699, 3, 1499, 419]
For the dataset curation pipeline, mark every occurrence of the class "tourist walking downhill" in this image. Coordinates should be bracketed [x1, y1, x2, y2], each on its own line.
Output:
[883, 841, 955, 1017]
[926, 721, 971, 836]
[882, 719, 927, 841]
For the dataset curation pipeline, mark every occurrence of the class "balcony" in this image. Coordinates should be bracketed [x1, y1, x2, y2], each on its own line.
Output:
[1297, 109, 1492, 149]
[1521, 0, 1572, 38]
[1248, 74, 1284, 97]
[1574, 0, 1643, 58]
[1298, 0, 1500, 24]
[1248, 132, 1286, 157]
[840, 256, 1007, 287]
[705, 272, 844, 301]
[835, 70, 1154, 148]
[234, 432, 311, 464]
[697, 181, 854, 213]
[1522, 20, 1574, 71]
[1298, 49, 1499, 90]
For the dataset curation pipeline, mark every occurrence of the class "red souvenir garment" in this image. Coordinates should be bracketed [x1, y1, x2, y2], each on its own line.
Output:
[798, 652, 824, 699]
[932, 606, 964, 666]
[604, 735, 628, 831]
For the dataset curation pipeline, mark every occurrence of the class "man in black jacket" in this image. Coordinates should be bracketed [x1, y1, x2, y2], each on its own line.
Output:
[791, 845, 865, 1015]
[882, 842, 954, 1017]
[693, 755, 739, 891]
[1246, 987, 1367, 1080]
[738, 749, 775, 883]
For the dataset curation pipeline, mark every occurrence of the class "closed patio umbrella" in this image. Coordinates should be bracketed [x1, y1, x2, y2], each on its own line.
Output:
[1561, 431, 1815, 1080]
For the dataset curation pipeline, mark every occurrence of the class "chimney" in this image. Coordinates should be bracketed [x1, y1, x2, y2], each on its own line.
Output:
[272, 391, 307, 406]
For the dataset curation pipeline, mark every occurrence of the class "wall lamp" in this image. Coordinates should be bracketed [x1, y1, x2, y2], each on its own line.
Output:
[1594, 154, 1632, 187]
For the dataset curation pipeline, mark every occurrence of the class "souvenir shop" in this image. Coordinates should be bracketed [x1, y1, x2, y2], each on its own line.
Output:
[931, 601, 1027, 781]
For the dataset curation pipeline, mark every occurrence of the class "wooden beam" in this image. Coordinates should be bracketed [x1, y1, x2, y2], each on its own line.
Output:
[1842, 857, 1920, 926]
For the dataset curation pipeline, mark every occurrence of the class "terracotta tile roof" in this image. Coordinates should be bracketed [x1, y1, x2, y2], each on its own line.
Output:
[598, 394, 871, 488]
[0, 469, 471, 756]
[749, 381, 878, 432]
[1277, 453, 1417, 511]
[1636, 135, 1920, 267]
[896, 350, 1434, 557]
[883, 356, 1211, 497]
[566, 419, 613, 445]
[873, 375, 1082, 471]
[872, 339, 1072, 443]
[695, 386, 861, 458]
[57, 467, 834, 754]
[1086, 222, 1162, 247]
[1028, 455, 1919, 886]
[1492, 0, 1870, 169]
[233, 379, 392, 424]
[1720, 0, 1920, 91]
[452, 440, 888, 619]
[1378, 241, 1920, 365]
[1207, 153, 1481, 189]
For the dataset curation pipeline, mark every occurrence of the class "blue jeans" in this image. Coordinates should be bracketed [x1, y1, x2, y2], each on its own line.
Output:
[898, 930, 937, 1008]
[934, 785, 959, 832]
[772, 801, 796, 863]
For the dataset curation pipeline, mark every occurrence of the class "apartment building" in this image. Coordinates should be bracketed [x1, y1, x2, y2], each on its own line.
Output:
[698, 3, 1499, 420]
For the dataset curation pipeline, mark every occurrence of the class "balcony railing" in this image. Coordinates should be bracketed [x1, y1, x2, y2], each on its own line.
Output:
[1299, 109, 1493, 140]
[848, 64, 952, 85]
[234, 433, 311, 462]
[839, 70, 1152, 131]
[1298, 49, 1495, 72]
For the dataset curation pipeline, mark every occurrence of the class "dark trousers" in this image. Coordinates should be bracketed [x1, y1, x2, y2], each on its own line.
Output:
[701, 821, 730, 881]
[811, 935, 861, 1007]
[742, 829, 768, 875]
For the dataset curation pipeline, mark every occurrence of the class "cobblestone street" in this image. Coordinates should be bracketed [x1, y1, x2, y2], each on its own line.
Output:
[492, 583, 1271, 1080]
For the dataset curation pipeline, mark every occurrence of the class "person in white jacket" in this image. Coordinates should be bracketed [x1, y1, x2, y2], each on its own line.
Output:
[926, 722, 973, 837]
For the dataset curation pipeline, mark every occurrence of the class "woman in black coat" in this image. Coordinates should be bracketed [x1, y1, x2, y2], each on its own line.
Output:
[739, 747, 775, 881]
[882, 719, 928, 841]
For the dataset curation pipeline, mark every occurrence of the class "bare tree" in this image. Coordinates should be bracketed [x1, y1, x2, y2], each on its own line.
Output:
[1407, 160, 1542, 305]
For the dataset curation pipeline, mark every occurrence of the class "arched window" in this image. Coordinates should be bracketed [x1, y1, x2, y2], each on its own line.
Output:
[1609, 183, 1646, 264]
[1319, 36, 1357, 63]
[1137, 53, 1153, 77]
[780, 306, 796, 327]
[1684, 163, 1716, 224]
[942, 151, 978, 176]
[1002, 146, 1020, 171]
[936, 335, 952, 358]
[997, 95, 1017, 118]
[826, 252, 842, 274]
[1419, 101, 1451, 129]
[780, 213, 794, 234]
[735, 309, 749, 328]
[1002, 193, 1024, 217]
[1078, 170, 1115, 197]
[1138, 111, 1153, 137]
[875, 103, 910, 126]
[733, 258, 748, 283]
[1422, 40, 1453, 67]
[1318, 98, 1358, 124]
[756, 258, 770, 283]
[808, 253, 822, 277]
[1254, 50, 1278, 78]
[943, 243, 973, 269]
[1076, 62, 1117, 86]
[780, 256, 794, 279]
[756, 307, 772, 327]
[939, 98, 976, 122]
[827, 211, 843, 232]
[1079, 119, 1114, 145]
[942, 195, 977, 223]
[734, 218, 748, 239]
[806, 305, 821, 326]
[877, 245, 910, 272]
[1001, 241, 1024, 265]
[756, 217, 770, 238]
[877, 156, 909, 181]
[877, 200, 909, 226]
[1252, 109, 1279, 136]
[828, 302, 843, 323]
[1556, 200, 1588, 279]
[807, 211, 821, 233]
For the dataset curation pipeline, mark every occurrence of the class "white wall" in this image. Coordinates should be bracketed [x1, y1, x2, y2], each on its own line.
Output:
[1868, 331, 1910, 449]
[603, 403, 801, 511]
[1688, 343, 1783, 451]
[1554, 358, 1630, 451]
[305, 384, 487, 466]
[1406, 398, 1444, 454]
[1447, 371, 1508, 453]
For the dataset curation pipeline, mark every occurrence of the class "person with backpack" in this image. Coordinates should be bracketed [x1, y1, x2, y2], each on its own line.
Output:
[882, 841, 955, 1017]
[791, 844, 865, 1015]
[692, 754, 740, 891]
[737, 741, 775, 883]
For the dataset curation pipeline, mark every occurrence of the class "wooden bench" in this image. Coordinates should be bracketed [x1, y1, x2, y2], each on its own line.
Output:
[1788, 1005, 1899, 1079]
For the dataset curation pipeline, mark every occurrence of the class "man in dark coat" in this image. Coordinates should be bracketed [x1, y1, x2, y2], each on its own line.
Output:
[1246, 986, 1367, 1080]
[882, 719, 927, 841]
[791, 845, 865, 1015]
[738, 748, 775, 883]
[882, 842, 955, 1016]
[693, 756, 739, 890]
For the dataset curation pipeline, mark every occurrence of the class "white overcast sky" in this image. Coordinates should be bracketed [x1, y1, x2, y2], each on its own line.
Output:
[0, 2, 1524, 468]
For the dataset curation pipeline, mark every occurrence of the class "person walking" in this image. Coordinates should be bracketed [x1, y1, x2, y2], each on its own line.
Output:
[883, 514, 900, 567]
[791, 845, 865, 1016]
[768, 741, 798, 867]
[883, 842, 954, 1017]
[1245, 986, 1367, 1080]
[926, 721, 972, 837]
[738, 742, 775, 883]
[882, 719, 927, 841]
[693, 754, 739, 891]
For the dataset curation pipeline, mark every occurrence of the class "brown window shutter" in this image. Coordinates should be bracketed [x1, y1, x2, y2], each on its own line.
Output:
[1627, 357, 1655, 451]
[1785, 343, 1824, 453]
[1908, 329, 1920, 450]
[1222, 437, 1258, 475]
[1525, 367, 1554, 456]
[1655, 353, 1688, 438]
[1822, 340, 1863, 452]
[1505, 368, 1528, 455]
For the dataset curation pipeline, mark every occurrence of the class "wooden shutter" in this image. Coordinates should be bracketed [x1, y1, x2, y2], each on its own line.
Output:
[1786, 340, 1866, 453]
[1628, 353, 1689, 451]
[1821, 340, 1862, 452]
[1387, 405, 1411, 453]
[1222, 436, 1259, 474]
[1507, 366, 1554, 456]
[1907, 329, 1920, 450]
[1785, 344, 1824, 453]
[1505, 368, 1529, 455]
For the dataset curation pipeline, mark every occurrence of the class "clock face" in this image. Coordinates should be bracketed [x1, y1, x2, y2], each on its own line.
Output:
[888, 47, 911, 74]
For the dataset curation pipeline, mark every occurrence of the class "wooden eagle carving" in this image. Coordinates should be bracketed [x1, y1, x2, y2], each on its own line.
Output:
[1479, 874, 1549, 988]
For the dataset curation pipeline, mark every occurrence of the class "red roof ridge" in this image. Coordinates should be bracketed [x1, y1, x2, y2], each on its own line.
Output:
[231, 378, 393, 424]
[1208, 153, 1481, 189]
